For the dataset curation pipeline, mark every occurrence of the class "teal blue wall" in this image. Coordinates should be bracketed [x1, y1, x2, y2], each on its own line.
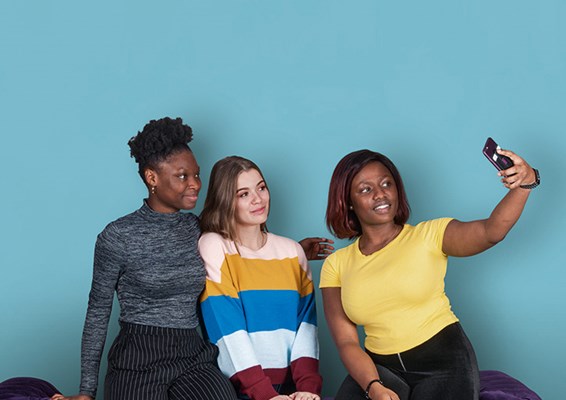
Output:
[1, 1, 564, 398]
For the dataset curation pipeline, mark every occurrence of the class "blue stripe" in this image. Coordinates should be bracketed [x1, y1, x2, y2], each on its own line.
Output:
[200, 295, 247, 343]
[201, 290, 318, 343]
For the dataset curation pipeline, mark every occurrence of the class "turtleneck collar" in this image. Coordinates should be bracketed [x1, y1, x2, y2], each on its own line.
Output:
[138, 199, 185, 224]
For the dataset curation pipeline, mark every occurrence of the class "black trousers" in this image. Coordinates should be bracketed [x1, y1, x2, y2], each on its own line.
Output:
[104, 322, 238, 400]
[336, 323, 480, 400]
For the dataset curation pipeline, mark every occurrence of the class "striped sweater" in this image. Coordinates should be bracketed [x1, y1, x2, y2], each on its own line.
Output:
[199, 232, 322, 400]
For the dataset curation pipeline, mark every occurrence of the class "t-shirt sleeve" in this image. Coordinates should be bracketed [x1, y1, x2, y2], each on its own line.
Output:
[418, 218, 454, 255]
[319, 252, 341, 288]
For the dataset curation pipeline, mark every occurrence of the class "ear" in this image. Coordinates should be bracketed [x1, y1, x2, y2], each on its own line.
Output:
[144, 168, 159, 188]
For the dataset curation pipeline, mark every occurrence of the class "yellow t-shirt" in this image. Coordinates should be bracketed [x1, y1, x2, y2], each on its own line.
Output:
[320, 218, 459, 355]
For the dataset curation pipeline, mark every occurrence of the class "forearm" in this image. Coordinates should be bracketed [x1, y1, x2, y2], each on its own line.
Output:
[338, 342, 381, 391]
[485, 187, 530, 244]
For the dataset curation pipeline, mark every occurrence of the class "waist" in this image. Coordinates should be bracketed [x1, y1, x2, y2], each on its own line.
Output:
[119, 321, 200, 337]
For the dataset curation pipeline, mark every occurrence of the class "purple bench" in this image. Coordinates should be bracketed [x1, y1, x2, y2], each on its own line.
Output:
[479, 370, 541, 400]
[1, 371, 541, 400]
[0, 377, 59, 400]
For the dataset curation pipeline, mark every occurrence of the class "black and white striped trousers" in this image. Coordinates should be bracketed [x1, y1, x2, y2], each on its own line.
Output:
[104, 322, 238, 400]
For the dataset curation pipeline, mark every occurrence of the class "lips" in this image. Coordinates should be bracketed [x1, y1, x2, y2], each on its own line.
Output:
[184, 191, 199, 202]
[372, 201, 391, 212]
[251, 206, 266, 215]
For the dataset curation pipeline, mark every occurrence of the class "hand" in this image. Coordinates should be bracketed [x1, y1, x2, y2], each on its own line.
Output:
[299, 237, 335, 260]
[369, 382, 401, 400]
[268, 396, 292, 400]
[496, 148, 536, 189]
[51, 394, 93, 400]
[289, 391, 321, 400]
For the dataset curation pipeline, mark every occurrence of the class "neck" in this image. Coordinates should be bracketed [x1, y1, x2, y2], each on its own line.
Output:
[235, 225, 266, 250]
[359, 223, 401, 255]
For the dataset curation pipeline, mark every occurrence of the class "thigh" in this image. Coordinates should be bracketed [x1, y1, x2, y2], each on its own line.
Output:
[408, 324, 480, 400]
[105, 369, 169, 400]
[104, 328, 172, 400]
[169, 364, 238, 400]
[335, 367, 410, 400]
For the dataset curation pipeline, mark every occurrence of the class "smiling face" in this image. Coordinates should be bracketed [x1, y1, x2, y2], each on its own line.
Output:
[349, 161, 398, 229]
[234, 168, 270, 229]
[145, 149, 202, 213]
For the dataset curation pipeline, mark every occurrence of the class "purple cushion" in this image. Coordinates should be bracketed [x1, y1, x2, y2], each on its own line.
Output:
[0, 377, 60, 400]
[480, 370, 541, 400]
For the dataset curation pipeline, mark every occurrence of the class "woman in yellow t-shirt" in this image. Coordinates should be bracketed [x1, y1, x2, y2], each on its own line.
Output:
[320, 148, 538, 400]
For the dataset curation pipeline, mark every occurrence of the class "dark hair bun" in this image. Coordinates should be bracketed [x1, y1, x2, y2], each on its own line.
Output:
[128, 117, 193, 167]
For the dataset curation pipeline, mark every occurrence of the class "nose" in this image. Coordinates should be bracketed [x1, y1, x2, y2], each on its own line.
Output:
[188, 175, 201, 191]
[373, 187, 386, 199]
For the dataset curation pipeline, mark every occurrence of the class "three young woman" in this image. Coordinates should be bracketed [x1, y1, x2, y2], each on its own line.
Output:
[320, 148, 538, 400]
[51, 115, 537, 400]
[198, 156, 323, 400]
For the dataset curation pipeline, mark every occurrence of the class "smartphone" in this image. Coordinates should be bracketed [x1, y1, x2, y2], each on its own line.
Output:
[483, 137, 514, 171]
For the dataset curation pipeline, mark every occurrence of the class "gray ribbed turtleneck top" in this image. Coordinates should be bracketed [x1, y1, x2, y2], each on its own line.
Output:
[79, 201, 205, 397]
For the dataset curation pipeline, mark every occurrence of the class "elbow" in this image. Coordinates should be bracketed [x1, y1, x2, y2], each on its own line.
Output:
[487, 232, 506, 246]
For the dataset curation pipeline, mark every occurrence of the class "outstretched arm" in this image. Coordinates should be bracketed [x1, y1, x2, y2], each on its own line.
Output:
[443, 148, 538, 257]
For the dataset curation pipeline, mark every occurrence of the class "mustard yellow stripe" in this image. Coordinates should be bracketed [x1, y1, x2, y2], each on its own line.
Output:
[203, 254, 313, 299]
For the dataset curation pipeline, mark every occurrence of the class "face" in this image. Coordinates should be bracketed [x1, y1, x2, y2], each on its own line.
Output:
[349, 161, 398, 228]
[234, 169, 270, 229]
[146, 149, 202, 213]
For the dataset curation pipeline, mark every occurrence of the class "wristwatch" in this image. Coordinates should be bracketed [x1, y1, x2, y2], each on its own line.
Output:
[520, 168, 540, 189]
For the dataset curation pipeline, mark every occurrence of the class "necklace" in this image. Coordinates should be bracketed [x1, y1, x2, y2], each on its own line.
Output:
[236, 231, 267, 252]
[359, 225, 401, 256]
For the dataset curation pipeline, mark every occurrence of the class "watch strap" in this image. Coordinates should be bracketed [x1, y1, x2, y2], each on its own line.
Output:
[520, 168, 540, 189]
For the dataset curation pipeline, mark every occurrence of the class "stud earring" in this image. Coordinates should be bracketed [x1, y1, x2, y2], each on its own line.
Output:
[151, 186, 156, 194]
[349, 205, 354, 210]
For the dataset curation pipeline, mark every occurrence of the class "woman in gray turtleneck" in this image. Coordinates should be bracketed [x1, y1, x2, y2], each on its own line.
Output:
[53, 117, 238, 400]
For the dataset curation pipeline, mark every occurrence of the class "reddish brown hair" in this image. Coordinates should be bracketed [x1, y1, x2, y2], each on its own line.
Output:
[326, 149, 410, 239]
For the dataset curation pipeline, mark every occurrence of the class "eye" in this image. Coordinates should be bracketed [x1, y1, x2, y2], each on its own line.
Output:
[360, 186, 371, 193]
[258, 184, 267, 191]
[194, 173, 200, 179]
[238, 191, 249, 198]
[178, 174, 187, 180]
[381, 180, 392, 188]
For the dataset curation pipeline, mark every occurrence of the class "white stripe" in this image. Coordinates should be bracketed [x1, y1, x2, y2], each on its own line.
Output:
[290, 322, 319, 361]
[217, 328, 305, 377]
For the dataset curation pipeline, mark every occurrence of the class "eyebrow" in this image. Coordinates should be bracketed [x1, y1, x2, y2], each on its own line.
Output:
[236, 180, 265, 192]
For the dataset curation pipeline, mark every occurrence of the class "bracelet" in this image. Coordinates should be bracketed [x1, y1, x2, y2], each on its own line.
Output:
[519, 168, 540, 189]
[364, 378, 384, 399]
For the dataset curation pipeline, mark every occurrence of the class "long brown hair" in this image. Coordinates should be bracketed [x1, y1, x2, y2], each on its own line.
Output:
[200, 156, 269, 240]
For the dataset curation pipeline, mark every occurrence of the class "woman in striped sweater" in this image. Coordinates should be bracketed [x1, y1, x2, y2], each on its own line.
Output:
[199, 156, 323, 400]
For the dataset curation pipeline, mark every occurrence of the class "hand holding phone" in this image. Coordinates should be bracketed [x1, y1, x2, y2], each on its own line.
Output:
[483, 137, 514, 171]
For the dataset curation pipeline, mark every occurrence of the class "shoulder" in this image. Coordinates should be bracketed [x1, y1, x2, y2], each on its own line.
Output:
[412, 218, 453, 235]
[181, 211, 200, 226]
[199, 231, 230, 248]
[265, 233, 306, 258]
[199, 232, 236, 260]
[327, 240, 357, 262]
[267, 232, 300, 248]
[199, 233, 236, 278]
[97, 210, 137, 241]
[409, 218, 453, 248]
